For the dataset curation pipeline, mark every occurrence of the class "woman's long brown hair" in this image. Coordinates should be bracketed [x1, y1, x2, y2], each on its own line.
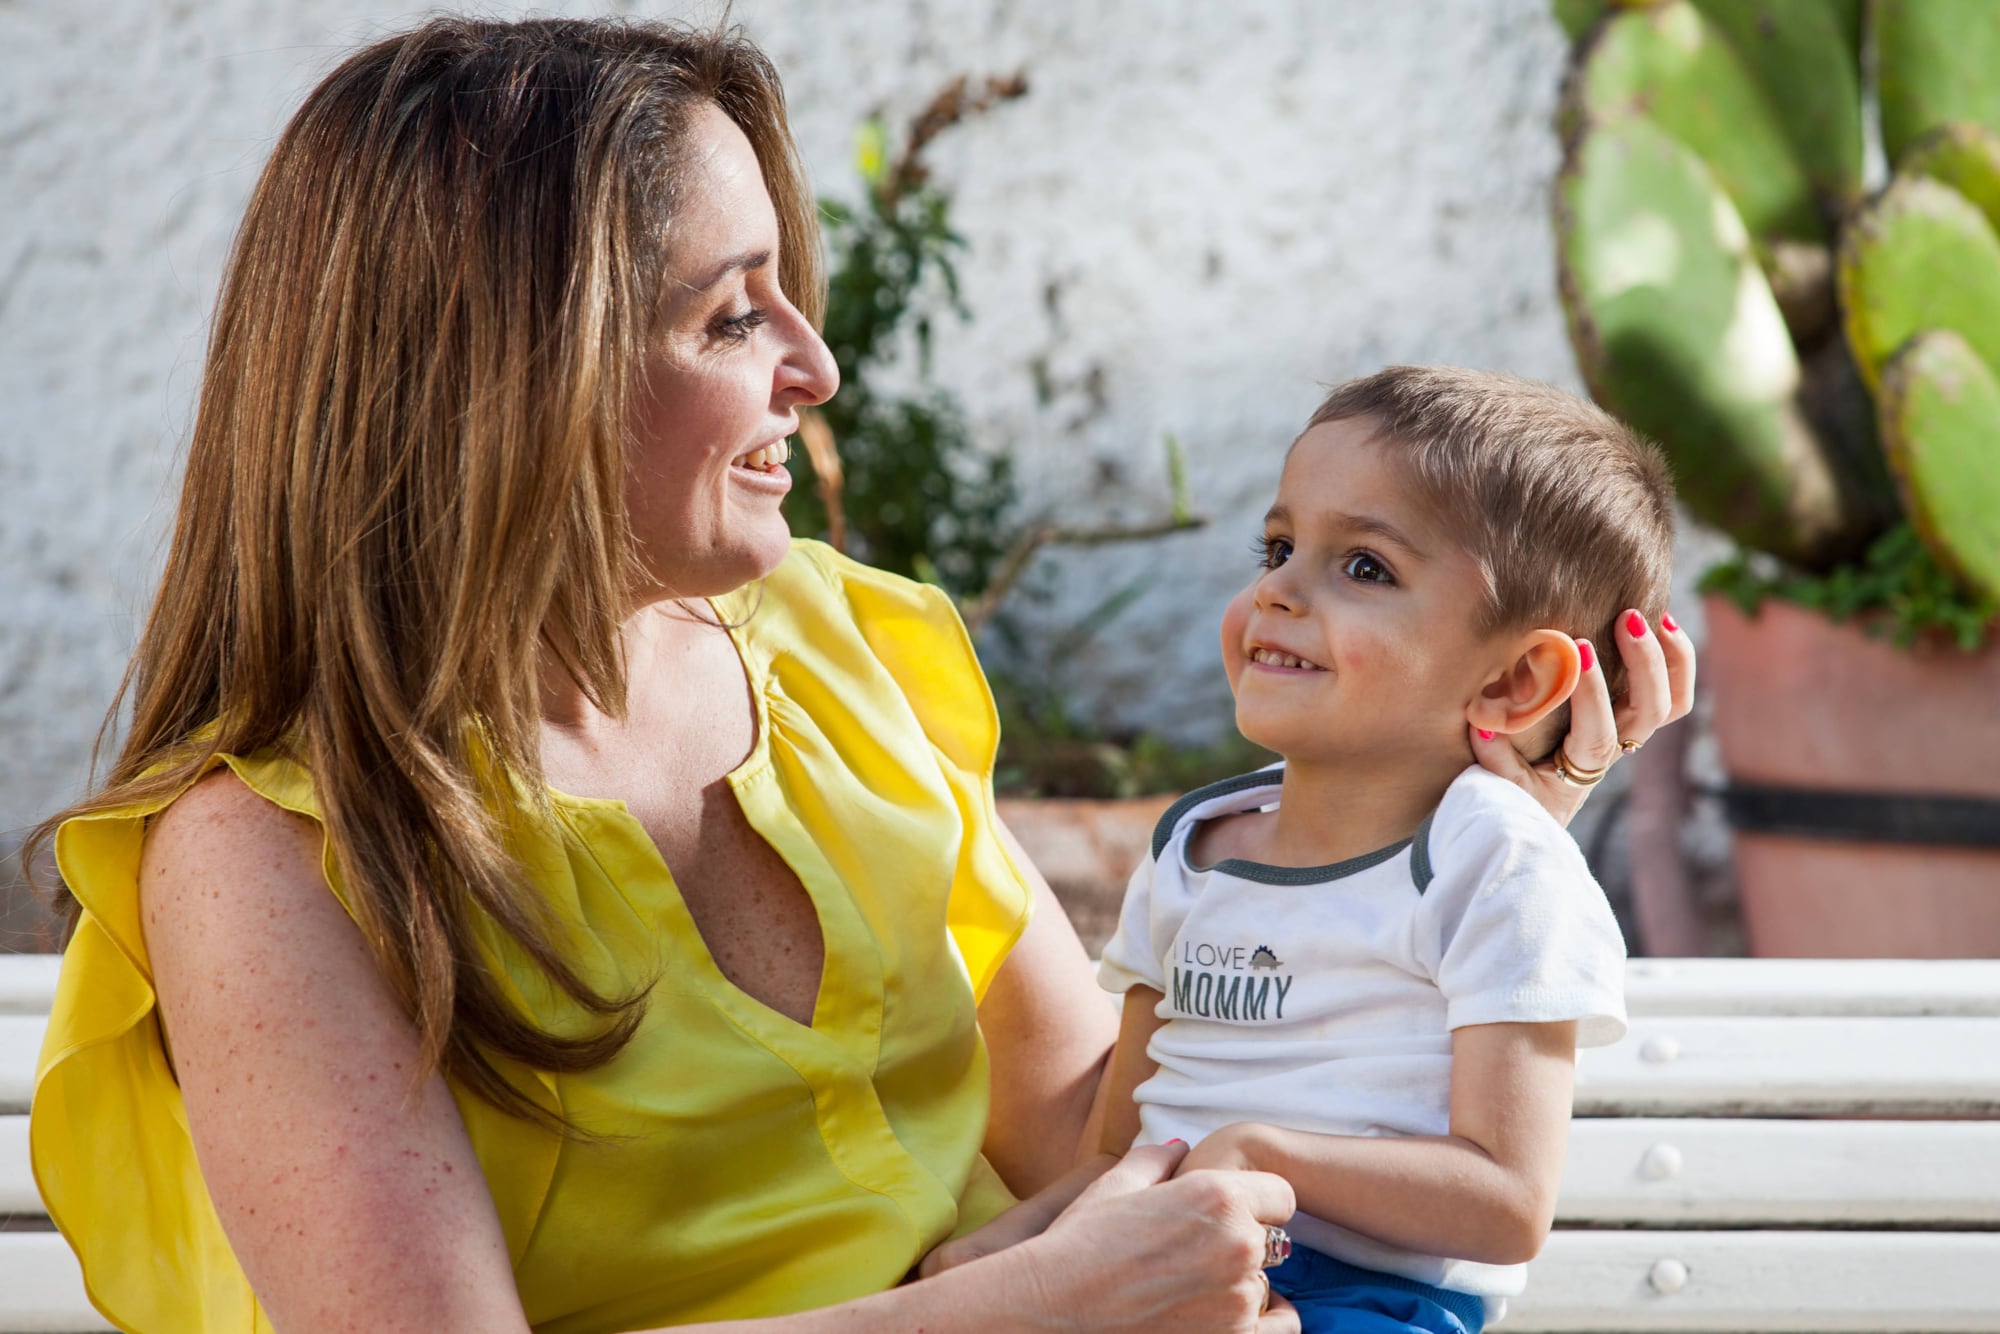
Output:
[23, 17, 825, 1128]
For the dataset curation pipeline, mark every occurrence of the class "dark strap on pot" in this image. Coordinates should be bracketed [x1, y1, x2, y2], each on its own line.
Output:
[1722, 783, 2000, 849]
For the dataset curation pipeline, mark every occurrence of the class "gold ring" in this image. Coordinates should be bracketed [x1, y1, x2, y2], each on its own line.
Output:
[1257, 1270, 1271, 1314]
[1262, 1225, 1292, 1269]
[1620, 738, 1644, 753]
[1553, 742, 1610, 787]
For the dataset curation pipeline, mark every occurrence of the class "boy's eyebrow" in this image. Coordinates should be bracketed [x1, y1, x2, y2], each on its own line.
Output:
[1264, 503, 1431, 559]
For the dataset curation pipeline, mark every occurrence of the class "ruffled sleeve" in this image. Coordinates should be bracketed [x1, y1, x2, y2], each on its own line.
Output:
[800, 543, 1034, 1003]
[32, 751, 322, 1332]
[32, 749, 568, 1332]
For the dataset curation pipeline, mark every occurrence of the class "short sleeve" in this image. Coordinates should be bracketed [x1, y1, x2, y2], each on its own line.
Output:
[1096, 854, 1167, 995]
[32, 751, 326, 1333]
[804, 544, 1033, 1003]
[1419, 773, 1628, 1048]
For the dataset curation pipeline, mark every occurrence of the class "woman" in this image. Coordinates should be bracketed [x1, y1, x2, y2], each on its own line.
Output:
[26, 18, 1692, 1332]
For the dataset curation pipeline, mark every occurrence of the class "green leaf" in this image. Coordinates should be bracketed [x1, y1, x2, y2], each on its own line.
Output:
[1878, 329, 2000, 601]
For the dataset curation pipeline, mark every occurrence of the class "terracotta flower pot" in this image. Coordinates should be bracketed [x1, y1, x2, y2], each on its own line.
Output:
[1704, 595, 2000, 957]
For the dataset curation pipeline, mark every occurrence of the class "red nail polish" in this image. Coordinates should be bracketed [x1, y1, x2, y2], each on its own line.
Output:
[1662, 610, 1679, 633]
[1578, 640, 1595, 672]
[1166, 1138, 1187, 1147]
[1476, 729, 1495, 741]
[1626, 610, 1648, 638]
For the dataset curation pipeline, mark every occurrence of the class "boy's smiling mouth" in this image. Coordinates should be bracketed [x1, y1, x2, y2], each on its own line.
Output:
[1248, 646, 1328, 672]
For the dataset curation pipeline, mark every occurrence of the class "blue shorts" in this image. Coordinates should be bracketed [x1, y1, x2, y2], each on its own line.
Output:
[1267, 1245, 1486, 1334]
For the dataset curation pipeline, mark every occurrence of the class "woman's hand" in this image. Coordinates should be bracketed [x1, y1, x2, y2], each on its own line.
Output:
[1471, 608, 1695, 828]
[1004, 1141, 1301, 1333]
[918, 1154, 1122, 1279]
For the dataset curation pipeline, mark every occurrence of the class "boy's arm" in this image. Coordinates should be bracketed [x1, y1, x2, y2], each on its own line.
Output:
[1087, 984, 1170, 1159]
[1178, 1019, 1578, 1266]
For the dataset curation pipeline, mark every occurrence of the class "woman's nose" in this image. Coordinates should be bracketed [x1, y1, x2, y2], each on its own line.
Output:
[783, 315, 840, 409]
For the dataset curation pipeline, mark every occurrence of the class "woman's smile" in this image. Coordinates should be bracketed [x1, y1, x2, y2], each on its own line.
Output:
[730, 437, 796, 494]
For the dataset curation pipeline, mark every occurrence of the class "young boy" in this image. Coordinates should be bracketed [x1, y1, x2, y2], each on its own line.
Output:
[930, 366, 1673, 1331]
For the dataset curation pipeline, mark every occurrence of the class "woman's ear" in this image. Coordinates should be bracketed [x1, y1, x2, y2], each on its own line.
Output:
[1467, 629, 1580, 736]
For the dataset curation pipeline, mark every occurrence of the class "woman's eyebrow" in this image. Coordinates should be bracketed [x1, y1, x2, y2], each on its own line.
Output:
[682, 248, 772, 295]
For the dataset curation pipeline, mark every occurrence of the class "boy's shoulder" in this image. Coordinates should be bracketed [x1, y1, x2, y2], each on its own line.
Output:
[1148, 765, 1286, 862]
[1416, 765, 1586, 888]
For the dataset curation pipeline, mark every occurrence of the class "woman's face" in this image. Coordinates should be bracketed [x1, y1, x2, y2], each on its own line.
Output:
[625, 103, 838, 600]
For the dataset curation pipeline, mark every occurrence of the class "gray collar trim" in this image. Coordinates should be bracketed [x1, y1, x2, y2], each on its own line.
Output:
[1150, 769, 1286, 859]
[1192, 836, 1415, 885]
[1156, 768, 1442, 893]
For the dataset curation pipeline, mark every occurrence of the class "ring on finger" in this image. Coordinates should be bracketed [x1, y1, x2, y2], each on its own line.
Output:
[1262, 1225, 1292, 1269]
[1257, 1270, 1271, 1314]
[1619, 738, 1644, 753]
[1553, 742, 1610, 787]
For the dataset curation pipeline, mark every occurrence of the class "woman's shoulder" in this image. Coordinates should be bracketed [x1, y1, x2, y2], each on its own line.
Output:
[53, 745, 332, 974]
[142, 763, 323, 898]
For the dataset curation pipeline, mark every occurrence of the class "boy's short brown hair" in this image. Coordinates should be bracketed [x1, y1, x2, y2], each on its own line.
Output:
[1307, 366, 1675, 738]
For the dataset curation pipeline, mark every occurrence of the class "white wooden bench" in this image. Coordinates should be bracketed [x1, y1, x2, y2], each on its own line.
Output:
[4, 954, 1999, 1331]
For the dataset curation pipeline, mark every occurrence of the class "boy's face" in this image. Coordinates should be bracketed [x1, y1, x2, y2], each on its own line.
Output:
[1221, 416, 1511, 769]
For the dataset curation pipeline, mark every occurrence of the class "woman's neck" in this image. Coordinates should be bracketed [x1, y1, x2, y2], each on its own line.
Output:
[535, 597, 715, 735]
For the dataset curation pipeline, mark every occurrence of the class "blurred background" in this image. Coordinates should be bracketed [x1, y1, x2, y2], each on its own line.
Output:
[4, 1, 1995, 958]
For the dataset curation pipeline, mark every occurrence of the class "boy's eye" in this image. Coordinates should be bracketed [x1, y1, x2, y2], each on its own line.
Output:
[712, 306, 769, 342]
[1343, 551, 1394, 584]
[1254, 535, 1292, 569]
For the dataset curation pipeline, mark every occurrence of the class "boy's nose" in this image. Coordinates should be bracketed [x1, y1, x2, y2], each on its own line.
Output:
[1254, 571, 1302, 615]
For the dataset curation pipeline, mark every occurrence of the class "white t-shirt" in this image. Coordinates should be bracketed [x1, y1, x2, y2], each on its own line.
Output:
[1097, 764, 1627, 1311]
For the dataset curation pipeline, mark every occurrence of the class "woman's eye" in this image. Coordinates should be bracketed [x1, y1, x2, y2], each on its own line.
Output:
[713, 307, 769, 342]
[1343, 550, 1393, 584]
[1254, 535, 1292, 569]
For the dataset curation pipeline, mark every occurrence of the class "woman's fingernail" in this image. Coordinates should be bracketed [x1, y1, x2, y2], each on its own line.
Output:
[1476, 728, 1495, 741]
[1626, 610, 1648, 638]
[1166, 1138, 1186, 1147]
[1578, 639, 1596, 672]
[1662, 610, 1679, 633]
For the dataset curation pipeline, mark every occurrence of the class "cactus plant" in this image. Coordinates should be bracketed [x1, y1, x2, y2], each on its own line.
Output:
[1880, 330, 2000, 601]
[1552, 0, 2000, 628]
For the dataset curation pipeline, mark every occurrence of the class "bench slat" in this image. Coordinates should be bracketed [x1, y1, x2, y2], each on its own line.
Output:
[0, 1118, 35, 1216]
[1513, 1230, 2000, 1332]
[1561, 1117, 2000, 1225]
[0, 1018, 41, 1117]
[1577, 1017, 2000, 1116]
[9, 954, 2000, 1018]
[0, 1232, 108, 1331]
[0, 958, 60, 1018]
[1624, 958, 2000, 1017]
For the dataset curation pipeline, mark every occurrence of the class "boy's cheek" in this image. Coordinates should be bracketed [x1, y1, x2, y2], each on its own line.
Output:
[1218, 586, 1254, 693]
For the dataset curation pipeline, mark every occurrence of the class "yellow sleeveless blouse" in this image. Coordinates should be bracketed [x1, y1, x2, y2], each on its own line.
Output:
[31, 542, 1032, 1332]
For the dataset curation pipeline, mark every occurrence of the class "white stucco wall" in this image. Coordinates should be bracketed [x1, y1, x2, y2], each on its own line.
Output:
[0, 0, 1718, 840]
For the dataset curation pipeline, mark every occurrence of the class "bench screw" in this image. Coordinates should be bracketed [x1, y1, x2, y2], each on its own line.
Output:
[1639, 1143, 1683, 1180]
[1649, 1258, 1690, 1295]
[1639, 1034, 1681, 1064]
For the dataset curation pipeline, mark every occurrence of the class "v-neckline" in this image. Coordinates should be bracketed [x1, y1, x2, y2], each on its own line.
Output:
[544, 600, 869, 1062]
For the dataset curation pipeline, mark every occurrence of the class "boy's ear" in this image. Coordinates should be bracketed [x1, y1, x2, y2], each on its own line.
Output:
[1467, 630, 1580, 736]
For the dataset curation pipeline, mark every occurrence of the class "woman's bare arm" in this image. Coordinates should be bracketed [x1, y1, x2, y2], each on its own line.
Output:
[142, 769, 532, 1332]
[972, 819, 1122, 1195]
